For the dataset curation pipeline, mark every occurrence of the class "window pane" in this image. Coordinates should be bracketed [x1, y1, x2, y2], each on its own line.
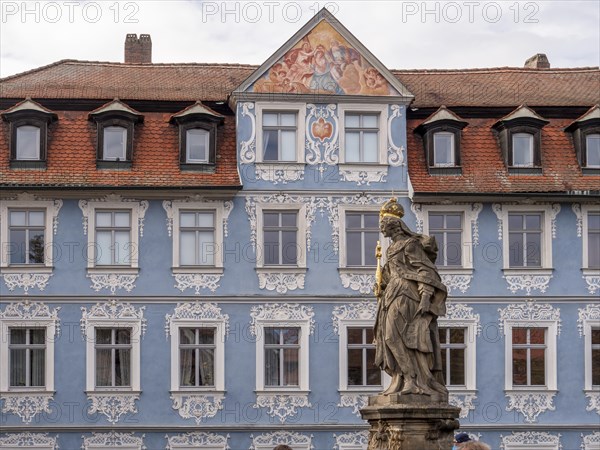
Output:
[281, 212, 296, 227]
[592, 348, 600, 386]
[364, 231, 379, 266]
[429, 214, 444, 230]
[364, 213, 379, 228]
[265, 348, 280, 386]
[30, 328, 46, 344]
[198, 230, 215, 265]
[345, 131, 360, 162]
[526, 232, 542, 267]
[9, 211, 27, 226]
[346, 231, 361, 266]
[282, 328, 299, 345]
[283, 348, 299, 386]
[96, 212, 112, 227]
[529, 328, 545, 345]
[525, 214, 541, 230]
[512, 328, 527, 344]
[28, 211, 45, 226]
[9, 229, 26, 264]
[103, 126, 126, 160]
[180, 231, 196, 265]
[281, 231, 297, 264]
[363, 132, 378, 162]
[95, 328, 112, 344]
[198, 328, 215, 345]
[512, 348, 527, 385]
[434, 133, 454, 166]
[449, 328, 465, 344]
[10, 349, 26, 386]
[362, 115, 378, 128]
[263, 212, 279, 227]
[366, 349, 381, 385]
[366, 328, 374, 343]
[280, 113, 296, 126]
[589, 229, 600, 268]
[263, 113, 278, 126]
[16, 126, 40, 160]
[115, 348, 131, 386]
[346, 114, 360, 128]
[187, 129, 208, 162]
[592, 328, 600, 345]
[116, 329, 131, 345]
[509, 232, 524, 267]
[180, 328, 196, 345]
[180, 349, 196, 386]
[347, 348, 363, 385]
[508, 214, 523, 230]
[449, 348, 465, 385]
[530, 348, 546, 385]
[262, 129, 279, 161]
[279, 131, 296, 161]
[30, 348, 45, 386]
[586, 134, 600, 167]
[347, 328, 363, 344]
[263, 230, 279, 265]
[114, 231, 131, 265]
[95, 349, 112, 386]
[346, 214, 362, 228]
[198, 348, 215, 386]
[114, 212, 130, 228]
[180, 212, 196, 228]
[265, 328, 279, 345]
[27, 231, 44, 264]
[10, 328, 27, 344]
[512, 133, 534, 167]
[438, 328, 449, 344]
[197, 212, 214, 228]
[589, 213, 600, 231]
[446, 232, 462, 266]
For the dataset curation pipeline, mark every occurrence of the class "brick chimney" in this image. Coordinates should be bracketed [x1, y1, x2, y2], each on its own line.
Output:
[524, 53, 550, 69]
[124, 34, 152, 64]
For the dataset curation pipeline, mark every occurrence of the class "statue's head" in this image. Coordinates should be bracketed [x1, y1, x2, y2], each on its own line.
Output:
[379, 197, 404, 221]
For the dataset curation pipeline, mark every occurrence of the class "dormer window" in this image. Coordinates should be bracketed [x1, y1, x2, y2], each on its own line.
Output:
[414, 106, 467, 175]
[493, 105, 548, 174]
[89, 99, 143, 169]
[170, 102, 223, 170]
[2, 99, 57, 169]
[566, 105, 600, 173]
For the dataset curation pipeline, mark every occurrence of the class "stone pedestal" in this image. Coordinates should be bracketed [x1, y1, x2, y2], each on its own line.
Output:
[360, 394, 460, 450]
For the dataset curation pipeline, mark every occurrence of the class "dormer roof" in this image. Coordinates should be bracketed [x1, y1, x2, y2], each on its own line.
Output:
[88, 98, 144, 122]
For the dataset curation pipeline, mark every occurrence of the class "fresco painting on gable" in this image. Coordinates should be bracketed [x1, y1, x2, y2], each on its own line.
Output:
[251, 21, 399, 96]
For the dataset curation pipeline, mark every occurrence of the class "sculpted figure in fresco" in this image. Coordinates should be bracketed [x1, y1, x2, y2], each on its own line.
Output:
[374, 198, 449, 400]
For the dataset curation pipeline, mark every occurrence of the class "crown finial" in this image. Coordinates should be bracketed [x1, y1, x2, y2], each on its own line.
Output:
[380, 197, 404, 220]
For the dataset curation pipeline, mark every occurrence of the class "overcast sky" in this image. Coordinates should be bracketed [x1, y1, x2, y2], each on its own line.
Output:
[1, 0, 599, 78]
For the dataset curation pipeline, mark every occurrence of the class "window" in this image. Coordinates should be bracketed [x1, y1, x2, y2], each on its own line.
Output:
[339, 104, 387, 165]
[429, 212, 462, 267]
[95, 328, 132, 388]
[264, 327, 300, 387]
[8, 210, 45, 265]
[439, 327, 467, 387]
[262, 112, 297, 162]
[433, 132, 455, 167]
[590, 327, 600, 388]
[8, 328, 46, 388]
[346, 212, 379, 267]
[511, 327, 546, 387]
[580, 305, 600, 396]
[586, 134, 600, 168]
[586, 211, 600, 269]
[508, 213, 542, 268]
[179, 327, 216, 388]
[347, 327, 380, 387]
[1, 199, 60, 272]
[345, 114, 379, 163]
[263, 211, 298, 266]
[16, 125, 41, 160]
[511, 133, 534, 167]
[186, 129, 209, 163]
[89, 99, 143, 168]
[2, 99, 57, 168]
[95, 210, 132, 266]
[179, 211, 215, 266]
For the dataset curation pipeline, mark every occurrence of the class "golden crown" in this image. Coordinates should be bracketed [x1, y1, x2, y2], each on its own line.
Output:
[379, 197, 405, 220]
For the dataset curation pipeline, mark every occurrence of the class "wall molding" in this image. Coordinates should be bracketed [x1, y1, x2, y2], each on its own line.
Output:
[0, 432, 58, 449]
[250, 430, 313, 450]
[166, 431, 229, 450]
[82, 431, 145, 449]
[500, 431, 562, 449]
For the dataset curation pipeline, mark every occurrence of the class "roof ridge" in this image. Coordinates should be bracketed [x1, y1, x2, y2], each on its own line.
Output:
[0, 59, 79, 82]
[391, 66, 600, 73]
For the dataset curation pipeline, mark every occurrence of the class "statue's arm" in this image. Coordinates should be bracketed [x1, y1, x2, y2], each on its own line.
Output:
[405, 241, 436, 314]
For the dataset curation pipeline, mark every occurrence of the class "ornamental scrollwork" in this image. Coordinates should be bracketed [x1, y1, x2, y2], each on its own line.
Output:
[250, 303, 315, 336]
[334, 431, 369, 449]
[305, 104, 339, 167]
[440, 274, 473, 295]
[503, 273, 552, 296]
[340, 273, 376, 294]
[87, 393, 139, 425]
[449, 393, 477, 419]
[585, 391, 600, 415]
[572, 203, 583, 237]
[0, 432, 58, 449]
[254, 394, 311, 423]
[80, 299, 147, 338]
[0, 393, 53, 424]
[500, 431, 562, 449]
[0, 301, 61, 336]
[87, 273, 138, 295]
[82, 431, 145, 449]
[581, 432, 600, 449]
[498, 302, 561, 335]
[250, 431, 313, 450]
[387, 105, 405, 166]
[165, 302, 229, 338]
[583, 275, 600, 295]
[1, 273, 52, 294]
[170, 393, 224, 424]
[173, 273, 223, 294]
[440, 303, 481, 336]
[578, 304, 600, 337]
[338, 393, 368, 417]
[339, 166, 387, 185]
[505, 391, 556, 423]
[257, 271, 305, 294]
[332, 301, 378, 334]
[166, 432, 230, 450]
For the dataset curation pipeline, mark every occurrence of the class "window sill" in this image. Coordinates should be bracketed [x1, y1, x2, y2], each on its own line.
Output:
[582, 167, 600, 175]
[171, 389, 225, 395]
[86, 389, 141, 395]
[96, 160, 132, 170]
[180, 163, 216, 172]
[503, 268, 553, 275]
[447, 388, 477, 395]
[9, 160, 47, 169]
[0, 266, 53, 274]
[256, 161, 304, 167]
[505, 388, 556, 393]
[256, 389, 309, 395]
[87, 267, 139, 275]
[172, 267, 224, 275]
[339, 387, 381, 394]
[256, 266, 307, 273]
[438, 267, 473, 275]
[582, 268, 600, 276]
[2, 389, 54, 395]
[338, 267, 376, 275]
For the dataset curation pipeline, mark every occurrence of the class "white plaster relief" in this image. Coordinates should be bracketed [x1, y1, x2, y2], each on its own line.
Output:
[4, 193, 63, 235]
[493, 202, 561, 240]
[332, 301, 378, 334]
[334, 431, 369, 450]
[339, 165, 387, 185]
[250, 431, 313, 450]
[492, 203, 504, 240]
[87, 273, 138, 295]
[449, 393, 477, 419]
[250, 303, 315, 336]
[503, 273, 552, 295]
[573, 203, 583, 237]
[0, 393, 53, 424]
[305, 104, 339, 169]
[257, 271, 305, 293]
[583, 275, 600, 295]
[585, 391, 600, 415]
[1, 273, 52, 294]
[338, 393, 368, 417]
[239, 102, 256, 164]
[340, 272, 375, 294]
[578, 304, 600, 337]
[500, 431, 562, 449]
[165, 302, 230, 338]
[87, 393, 139, 425]
[82, 431, 145, 449]
[442, 303, 482, 335]
[0, 300, 61, 329]
[166, 431, 229, 450]
[0, 432, 58, 449]
[80, 300, 147, 338]
[412, 202, 483, 245]
[387, 105, 405, 166]
[255, 164, 305, 184]
[79, 194, 148, 236]
[162, 197, 233, 237]
[170, 393, 224, 424]
[498, 302, 561, 335]
[581, 431, 600, 449]
[254, 393, 311, 423]
[173, 273, 223, 294]
[441, 274, 473, 295]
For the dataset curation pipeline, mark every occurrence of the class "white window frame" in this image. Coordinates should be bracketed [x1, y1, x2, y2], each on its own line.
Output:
[338, 103, 388, 165]
[168, 321, 226, 394]
[582, 205, 600, 270]
[503, 321, 558, 392]
[84, 319, 142, 394]
[436, 319, 477, 392]
[581, 315, 600, 392]
[498, 205, 554, 271]
[500, 431, 561, 450]
[420, 205, 475, 271]
[81, 200, 142, 271]
[1, 199, 60, 271]
[432, 131, 456, 167]
[250, 431, 312, 450]
[585, 133, 600, 168]
[256, 203, 307, 269]
[82, 432, 144, 450]
[102, 126, 127, 161]
[255, 102, 306, 164]
[171, 202, 225, 272]
[254, 316, 310, 394]
[338, 205, 383, 270]
[511, 132, 534, 168]
[186, 128, 210, 163]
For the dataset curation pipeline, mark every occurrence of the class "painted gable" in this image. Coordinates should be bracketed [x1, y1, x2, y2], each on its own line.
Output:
[239, 11, 411, 98]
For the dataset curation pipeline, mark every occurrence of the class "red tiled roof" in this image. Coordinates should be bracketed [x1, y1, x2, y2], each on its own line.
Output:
[407, 117, 600, 194]
[0, 110, 240, 188]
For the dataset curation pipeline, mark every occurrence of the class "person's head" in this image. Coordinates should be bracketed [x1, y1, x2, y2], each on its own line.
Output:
[379, 198, 410, 238]
[460, 441, 491, 450]
[273, 445, 293, 450]
[453, 432, 472, 448]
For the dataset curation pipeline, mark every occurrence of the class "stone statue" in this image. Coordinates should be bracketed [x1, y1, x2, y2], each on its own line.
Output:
[373, 198, 448, 401]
